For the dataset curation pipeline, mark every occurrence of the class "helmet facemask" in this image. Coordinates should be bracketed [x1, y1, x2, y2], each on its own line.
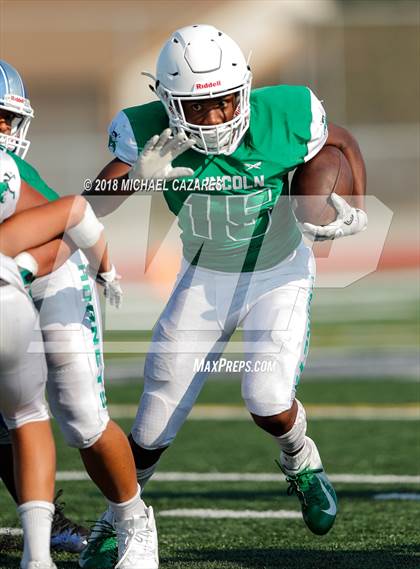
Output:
[156, 78, 251, 155]
[0, 61, 34, 159]
[0, 108, 32, 159]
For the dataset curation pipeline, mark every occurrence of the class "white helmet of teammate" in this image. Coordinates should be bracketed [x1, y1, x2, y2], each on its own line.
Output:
[149, 25, 252, 155]
[0, 60, 34, 159]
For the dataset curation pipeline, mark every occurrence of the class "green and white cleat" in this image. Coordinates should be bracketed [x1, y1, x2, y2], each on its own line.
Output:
[284, 467, 337, 535]
[79, 510, 117, 569]
[279, 437, 338, 536]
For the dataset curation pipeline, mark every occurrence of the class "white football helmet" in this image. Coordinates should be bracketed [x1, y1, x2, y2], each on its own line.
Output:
[146, 25, 252, 155]
[0, 60, 34, 159]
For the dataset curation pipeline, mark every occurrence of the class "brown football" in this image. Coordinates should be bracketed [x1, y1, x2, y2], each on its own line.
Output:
[290, 145, 354, 225]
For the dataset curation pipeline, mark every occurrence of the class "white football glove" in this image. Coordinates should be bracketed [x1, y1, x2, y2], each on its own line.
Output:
[129, 128, 195, 181]
[299, 193, 368, 241]
[96, 265, 123, 308]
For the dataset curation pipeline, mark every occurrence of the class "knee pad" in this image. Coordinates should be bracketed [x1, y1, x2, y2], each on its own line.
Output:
[52, 403, 109, 449]
[1, 399, 50, 431]
[131, 388, 195, 450]
[63, 422, 108, 449]
[134, 347, 205, 449]
[242, 366, 297, 416]
[47, 361, 109, 449]
[131, 392, 176, 450]
[242, 326, 306, 415]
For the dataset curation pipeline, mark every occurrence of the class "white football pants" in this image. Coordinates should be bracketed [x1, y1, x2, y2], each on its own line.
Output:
[132, 239, 315, 450]
[0, 251, 109, 448]
[31, 250, 109, 449]
[0, 278, 48, 431]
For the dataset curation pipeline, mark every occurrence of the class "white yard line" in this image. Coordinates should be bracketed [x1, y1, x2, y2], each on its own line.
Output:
[373, 493, 420, 501]
[0, 510, 299, 535]
[160, 509, 301, 519]
[0, 528, 22, 536]
[52, 471, 420, 484]
[108, 403, 420, 420]
[2, 489, 420, 534]
[3, 491, 420, 533]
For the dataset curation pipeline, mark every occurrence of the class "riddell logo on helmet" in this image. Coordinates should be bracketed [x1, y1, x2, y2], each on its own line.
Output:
[6, 94, 25, 103]
[195, 81, 222, 90]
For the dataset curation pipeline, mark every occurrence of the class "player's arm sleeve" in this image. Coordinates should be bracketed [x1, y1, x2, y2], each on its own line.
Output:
[107, 110, 139, 166]
[304, 89, 328, 162]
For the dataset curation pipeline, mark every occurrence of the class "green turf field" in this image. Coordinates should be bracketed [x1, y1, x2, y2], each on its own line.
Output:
[0, 378, 419, 569]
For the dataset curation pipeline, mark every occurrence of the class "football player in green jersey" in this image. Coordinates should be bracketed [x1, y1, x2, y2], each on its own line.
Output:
[83, 24, 368, 565]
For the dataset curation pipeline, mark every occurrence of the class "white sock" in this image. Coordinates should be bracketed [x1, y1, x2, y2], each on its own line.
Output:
[275, 399, 307, 453]
[136, 462, 159, 492]
[281, 437, 310, 473]
[18, 501, 54, 564]
[281, 436, 323, 474]
[108, 485, 146, 522]
[274, 400, 312, 473]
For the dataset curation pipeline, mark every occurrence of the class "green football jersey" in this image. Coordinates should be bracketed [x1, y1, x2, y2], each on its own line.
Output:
[108, 85, 327, 272]
[7, 151, 59, 202]
[0, 150, 58, 286]
[0, 151, 21, 223]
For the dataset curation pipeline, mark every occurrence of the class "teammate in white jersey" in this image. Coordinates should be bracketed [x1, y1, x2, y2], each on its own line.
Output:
[0, 61, 159, 569]
[0, 61, 98, 552]
[83, 25, 367, 566]
[0, 152, 118, 569]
